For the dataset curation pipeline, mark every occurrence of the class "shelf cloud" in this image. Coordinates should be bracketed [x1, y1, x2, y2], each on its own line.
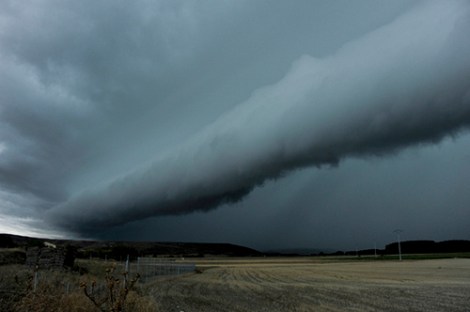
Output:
[44, 1, 470, 233]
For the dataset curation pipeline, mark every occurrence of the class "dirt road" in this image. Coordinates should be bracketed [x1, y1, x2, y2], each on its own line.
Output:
[146, 258, 470, 311]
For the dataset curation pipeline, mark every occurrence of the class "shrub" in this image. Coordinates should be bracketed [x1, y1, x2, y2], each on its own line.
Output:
[0, 262, 158, 312]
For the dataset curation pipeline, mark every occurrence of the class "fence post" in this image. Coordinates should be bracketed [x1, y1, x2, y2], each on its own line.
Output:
[33, 267, 38, 292]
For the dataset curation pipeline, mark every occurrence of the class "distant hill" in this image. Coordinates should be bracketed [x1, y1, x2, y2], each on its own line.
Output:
[3, 233, 469, 260]
[384, 240, 470, 254]
[0, 233, 262, 260]
[343, 239, 470, 257]
[263, 247, 336, 256]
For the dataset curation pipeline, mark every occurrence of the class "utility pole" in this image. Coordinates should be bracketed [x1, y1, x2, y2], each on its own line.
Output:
[393, 229, 403, 261]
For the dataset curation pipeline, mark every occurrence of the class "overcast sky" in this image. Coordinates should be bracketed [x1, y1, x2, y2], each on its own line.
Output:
[1, 0, 470, 251]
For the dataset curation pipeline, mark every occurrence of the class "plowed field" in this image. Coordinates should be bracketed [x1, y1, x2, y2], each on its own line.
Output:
[147, 258, 470, 312]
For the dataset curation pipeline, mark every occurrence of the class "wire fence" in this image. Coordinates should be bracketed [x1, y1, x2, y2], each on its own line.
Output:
[125, 257, 196, 283]
[26, 257, 196, 290]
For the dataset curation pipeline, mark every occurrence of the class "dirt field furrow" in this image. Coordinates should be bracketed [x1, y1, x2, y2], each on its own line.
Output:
[147, 258, 470, 311]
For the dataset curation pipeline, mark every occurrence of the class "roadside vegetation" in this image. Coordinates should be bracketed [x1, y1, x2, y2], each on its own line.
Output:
[0, 261, 158, 312]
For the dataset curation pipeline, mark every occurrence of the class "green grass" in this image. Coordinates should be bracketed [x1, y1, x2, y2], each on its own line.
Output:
[392, 252, 470, 260]
[322, 252, 470, 262]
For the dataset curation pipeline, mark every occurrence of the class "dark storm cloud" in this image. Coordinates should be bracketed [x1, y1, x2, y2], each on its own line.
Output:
[0, 0, 248, 234]
[0, 53, 86, 202]
[45, 1, 470, 233]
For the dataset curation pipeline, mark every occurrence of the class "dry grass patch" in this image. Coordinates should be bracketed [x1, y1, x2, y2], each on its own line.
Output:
[0, 262, 158, 312]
